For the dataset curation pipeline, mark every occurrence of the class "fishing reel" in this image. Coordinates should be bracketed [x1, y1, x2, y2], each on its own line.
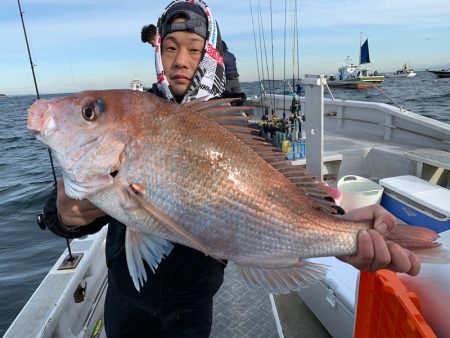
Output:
[36, 212, 47, 230]
[290, 95, 301, 115]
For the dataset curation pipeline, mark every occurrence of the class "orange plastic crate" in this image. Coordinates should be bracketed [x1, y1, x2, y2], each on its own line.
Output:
[354, 270, 436, 338]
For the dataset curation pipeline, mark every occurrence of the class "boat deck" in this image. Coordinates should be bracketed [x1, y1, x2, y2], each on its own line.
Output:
[211, 263, 330, 338]
[211, 263, 279, 338]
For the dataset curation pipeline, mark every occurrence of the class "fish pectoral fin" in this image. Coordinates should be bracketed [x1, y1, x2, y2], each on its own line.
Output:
[238, 260, 328, 294]
[125, 227, 174, 291]
[124, 185, 223, 263]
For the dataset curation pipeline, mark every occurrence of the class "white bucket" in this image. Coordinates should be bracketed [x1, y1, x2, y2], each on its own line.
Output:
[337, 175, 384, 211]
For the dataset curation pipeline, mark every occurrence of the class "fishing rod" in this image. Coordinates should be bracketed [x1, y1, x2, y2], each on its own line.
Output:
[17, 0, 57, 185]
[17, 0, 76, 263]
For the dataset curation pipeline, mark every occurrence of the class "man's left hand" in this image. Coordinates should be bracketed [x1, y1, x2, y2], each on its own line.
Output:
[337, 204, 421, 276]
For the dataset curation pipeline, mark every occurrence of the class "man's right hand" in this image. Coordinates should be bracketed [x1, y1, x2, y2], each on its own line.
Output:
[56, 180, 106, 227]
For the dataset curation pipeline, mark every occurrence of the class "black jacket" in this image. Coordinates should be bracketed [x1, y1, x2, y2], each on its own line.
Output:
[42, 86, 226, 316]
[223, 50, 239, 79]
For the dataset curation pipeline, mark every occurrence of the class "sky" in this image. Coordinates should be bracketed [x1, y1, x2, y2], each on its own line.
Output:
[1, 0, 450, 95]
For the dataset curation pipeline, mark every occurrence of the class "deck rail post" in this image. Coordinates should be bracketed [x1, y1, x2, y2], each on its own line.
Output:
[303, 74, 326, 181]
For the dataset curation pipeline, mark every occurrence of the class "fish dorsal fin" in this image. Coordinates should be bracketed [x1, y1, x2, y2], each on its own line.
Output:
[183, 97, 239, 109]
[230, 124, 344, 215]
[238, 260, 328, 293]
[182, 96, 210, 107]
[186, 100, 343, 215]
[124, 185, 225, 263]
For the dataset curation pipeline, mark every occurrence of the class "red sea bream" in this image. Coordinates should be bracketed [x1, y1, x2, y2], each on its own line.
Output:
[27, 90, 441, 292]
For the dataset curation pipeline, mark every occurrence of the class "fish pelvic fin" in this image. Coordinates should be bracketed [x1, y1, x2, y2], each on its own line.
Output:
[238, 260, 328, 294]
[125, 228, 173, 291]
[124, 185, 225, 265]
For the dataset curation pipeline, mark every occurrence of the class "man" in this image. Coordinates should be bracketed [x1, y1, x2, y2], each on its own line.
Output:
[222, 40, 241, 94]
[40, 1, 420, 337]
[222, 40, 246, 106]
[44, 2, 227, 337]
[141, 24, 157, 47]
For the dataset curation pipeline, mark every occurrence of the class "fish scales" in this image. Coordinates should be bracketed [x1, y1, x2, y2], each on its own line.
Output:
[27, 90, 441, 292]
[131, 97, 359, 259]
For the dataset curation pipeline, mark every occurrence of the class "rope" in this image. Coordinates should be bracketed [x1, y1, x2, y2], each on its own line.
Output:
[256, 1, 267, 103]
[269, 0, 276, 112]
[295, 0, 300, 82]
[257, 0, 273, 107]
[283, 0, 287, 114]
[249, 0, 264, 110]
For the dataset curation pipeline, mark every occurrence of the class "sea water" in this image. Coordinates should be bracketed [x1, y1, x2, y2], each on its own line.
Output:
[0, 72, 449, 334]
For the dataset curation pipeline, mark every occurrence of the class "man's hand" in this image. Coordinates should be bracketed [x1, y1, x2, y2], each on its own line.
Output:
[337, 204, 421, 276]
[56, 180, 106, 226]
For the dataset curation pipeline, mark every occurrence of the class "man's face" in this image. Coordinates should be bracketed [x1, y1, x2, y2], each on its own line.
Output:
[161, 18, 205, 99]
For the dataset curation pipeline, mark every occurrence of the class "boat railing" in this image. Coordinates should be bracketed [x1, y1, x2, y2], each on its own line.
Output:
[367, 82, 404, 112]
[324, 82, 336, 100]
[4, 227, 109, 338]
[247, 93, 450, 152]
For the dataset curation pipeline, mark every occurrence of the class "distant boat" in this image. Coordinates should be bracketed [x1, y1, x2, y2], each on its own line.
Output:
[428, 69, 450, 78]
[328, 38, 384, 89]
[385, 63, 416, 78]
[0, 94, 6, 97]
[130, 77, 144, 91]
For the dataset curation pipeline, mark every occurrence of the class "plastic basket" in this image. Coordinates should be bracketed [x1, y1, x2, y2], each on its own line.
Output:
[354, 270, 436, 338]
[337, 175, 383, 211]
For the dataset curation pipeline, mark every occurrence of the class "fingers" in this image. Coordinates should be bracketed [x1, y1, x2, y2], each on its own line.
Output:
[385, 243, 421, 276]
[345, 204, 396, 233]
[351, 230, 374, 270]
[371, 204, 396, 233]
[368, 230, 390, 271]
[55, 179, 106, 226]
[337, 230, 422, 276]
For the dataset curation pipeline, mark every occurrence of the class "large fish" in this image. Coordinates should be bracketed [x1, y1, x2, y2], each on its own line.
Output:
[27, 90, 442, 292]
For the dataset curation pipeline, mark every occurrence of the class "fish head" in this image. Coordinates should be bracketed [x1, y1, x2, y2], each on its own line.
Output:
[27, 90, 146, 199]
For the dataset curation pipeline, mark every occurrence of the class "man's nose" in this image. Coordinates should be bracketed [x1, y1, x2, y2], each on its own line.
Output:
[173, 49, 189, 68]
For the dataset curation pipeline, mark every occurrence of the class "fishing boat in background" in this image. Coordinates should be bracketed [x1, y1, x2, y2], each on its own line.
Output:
[385, 63, 416, 78]
[328, 38, 384, 89]
[130, 77, 144, 91]
[428, 69, 450, 78]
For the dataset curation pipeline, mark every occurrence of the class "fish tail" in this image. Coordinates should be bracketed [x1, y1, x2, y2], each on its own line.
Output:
[385, 224, 450, 263]
[385, 224, 440, 250]
[413, 247, 450, 264]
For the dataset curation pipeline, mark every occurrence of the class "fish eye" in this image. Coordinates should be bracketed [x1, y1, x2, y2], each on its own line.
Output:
[82, 105, 97, 121]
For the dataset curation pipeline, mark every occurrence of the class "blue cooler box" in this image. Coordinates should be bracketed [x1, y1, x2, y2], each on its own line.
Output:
[379, 175, 450, 233]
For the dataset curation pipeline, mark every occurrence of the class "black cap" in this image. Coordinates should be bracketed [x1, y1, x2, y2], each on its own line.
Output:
[159, 2, 208, 40]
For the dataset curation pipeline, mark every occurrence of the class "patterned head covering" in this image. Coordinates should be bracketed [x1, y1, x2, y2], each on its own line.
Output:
[155, 0, 226, 103]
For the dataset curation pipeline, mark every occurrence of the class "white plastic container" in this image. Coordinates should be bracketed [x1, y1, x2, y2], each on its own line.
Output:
[337, 175, 384, 211]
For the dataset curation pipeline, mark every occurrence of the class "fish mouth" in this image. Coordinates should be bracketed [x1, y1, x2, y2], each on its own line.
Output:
[27, 100, 58, 139]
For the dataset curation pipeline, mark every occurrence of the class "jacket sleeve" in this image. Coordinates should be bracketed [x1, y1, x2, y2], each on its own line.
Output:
[43, 186, 111, 239]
